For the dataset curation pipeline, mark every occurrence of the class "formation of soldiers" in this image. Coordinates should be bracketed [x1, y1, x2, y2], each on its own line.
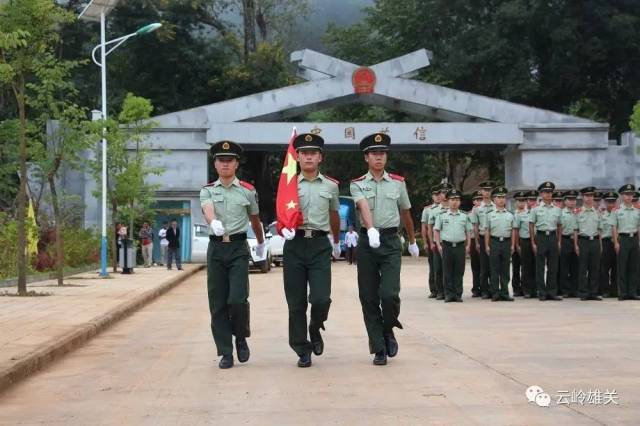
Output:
[199, 133, 640, 369]
[199, 133, 418, 369]
[422, 181, 640, 303]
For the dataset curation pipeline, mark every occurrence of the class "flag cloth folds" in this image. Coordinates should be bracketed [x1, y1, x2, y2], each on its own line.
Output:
[276, 128, 303, 234]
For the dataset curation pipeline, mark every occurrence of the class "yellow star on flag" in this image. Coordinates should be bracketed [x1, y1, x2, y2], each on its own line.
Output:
[281, 152, 297, 184]
[286, 200, 297, 210]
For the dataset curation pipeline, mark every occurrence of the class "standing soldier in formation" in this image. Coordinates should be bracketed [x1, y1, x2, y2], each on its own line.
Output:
[434, 189, 471, 302]
[611, 184, 640, 301]
[514, 191, 536, 298]
[559, 190, 579, 297]
[468, 191, 482, 297]
[485, 186, 516, 301]
[634, 192, 640, 209]
[200, 141, 265, 369]
[553, 191, 564, 208]
[575, 187, 602, 301]
[599, 191, 617, 297]
[279, 133, 341, 368]
[476, 181, 495, 299]
[429, 185, 451, 300]
[421, 186, 440, 298]
[510, 193, 523, 297]
[529, 182, 563, 301]
[350, 133, 419, 366]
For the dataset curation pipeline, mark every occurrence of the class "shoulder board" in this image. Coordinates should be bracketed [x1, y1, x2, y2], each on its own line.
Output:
[202, 181, 216, 188]
[351, 175, 366, 182]
[239, 180, 255, 191]
[389, 173, 405, 182]
[324, 175, 340, 185]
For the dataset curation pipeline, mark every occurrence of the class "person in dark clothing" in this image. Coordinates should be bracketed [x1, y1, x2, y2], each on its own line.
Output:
[166, 219, 183, 270]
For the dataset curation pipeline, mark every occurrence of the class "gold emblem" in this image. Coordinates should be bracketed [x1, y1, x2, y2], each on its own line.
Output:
[374, 134, 382, 143]
[545, 182, 551, 187]
[305, 135, 313, 142]
[222, 142, 230, 150]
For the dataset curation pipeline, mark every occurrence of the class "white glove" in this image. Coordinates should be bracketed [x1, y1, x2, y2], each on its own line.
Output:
[367, 228, 381, 248]
[408, 242, 420, 257]
[332, 243, 342, 259]
[282, 228, 296, 240]
[210, 220, 225, 236]
[255, 242, 265, 258]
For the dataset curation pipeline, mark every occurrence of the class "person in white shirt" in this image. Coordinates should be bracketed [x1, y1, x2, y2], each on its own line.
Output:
[344, 225, 359, 265]
[158, 222, 169, 266]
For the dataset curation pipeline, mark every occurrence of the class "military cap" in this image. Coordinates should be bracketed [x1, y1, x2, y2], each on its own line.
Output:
[563, 190, 579, 199]
[552, 191, 563, 200]
[359, 133, 390, 152]
[580, 186, 597, 195]
[633, 191, 640, 201]
[604, 191, 618, 201]
[526, 190, 539, 199]
[491, 186, 508, 197]
[594, 191, 603, 201]
[619, 184, 635, 194]
[293, 133, 324, 151]
[538, 181, 555, 192]
[446, 188, 462, 199]
[431, 185, 440, 195]
[211, 140, 243, 158]
[514, 190, 528, 200]
[472, 190, 483, 199]
[479, 181, 495, 190]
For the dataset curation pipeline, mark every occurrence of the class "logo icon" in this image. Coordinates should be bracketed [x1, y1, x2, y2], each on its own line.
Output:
[526, 385, 551, 407]
[222, 142, 230, 150]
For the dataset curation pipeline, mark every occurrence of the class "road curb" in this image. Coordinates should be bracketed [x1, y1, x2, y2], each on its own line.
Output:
[0, 264, 205, 394]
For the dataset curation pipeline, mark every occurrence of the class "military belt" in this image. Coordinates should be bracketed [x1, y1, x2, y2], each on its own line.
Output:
[442, 240, 464, 248]
[491, 236, 511, 242]
[295, 229, 328, 239]
[360, 227, 398, 236]
[210, 233, 247, 242]
[537, 230, 555, 236]
[578, 235, 598, 240]
[619, 232, 637, 238]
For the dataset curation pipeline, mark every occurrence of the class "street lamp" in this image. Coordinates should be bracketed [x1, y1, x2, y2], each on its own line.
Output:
[79, 2, 161, 277]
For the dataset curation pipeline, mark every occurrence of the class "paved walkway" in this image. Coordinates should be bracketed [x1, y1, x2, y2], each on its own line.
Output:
[1, 259, 638, 425]
[0, 264, 203, 391]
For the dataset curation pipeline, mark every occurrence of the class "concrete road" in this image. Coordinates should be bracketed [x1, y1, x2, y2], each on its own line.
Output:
[1, 259, 638, 425]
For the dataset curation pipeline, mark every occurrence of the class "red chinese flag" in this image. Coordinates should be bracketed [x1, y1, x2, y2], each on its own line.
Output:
[276, 128, 303, 234]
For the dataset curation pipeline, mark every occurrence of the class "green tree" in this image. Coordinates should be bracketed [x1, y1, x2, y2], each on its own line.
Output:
[630, 101, 640, 136]
[0, 0, 74, 295]
[29, 53, 92, 286]
[325, 0, 640, 136]
[90, 93, 163, 272]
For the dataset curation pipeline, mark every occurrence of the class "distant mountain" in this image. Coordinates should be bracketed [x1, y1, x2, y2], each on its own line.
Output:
[291, 0, 373, 52]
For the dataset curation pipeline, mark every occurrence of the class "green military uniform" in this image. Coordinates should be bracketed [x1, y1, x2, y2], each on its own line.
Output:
[514, 192, 535, 298]
[476, 181, 495, 298]
[200, 141, 259, 362]
[576, 187, 602, 300]
[282, 134, 340, 363]
[599, 192, 618, 297]
[434, 189, 470, 302]
[530, 181, 562, 300]
[610, 184, 640, 300]
[486, 187, 516, 301]
[559, 190, 579, 297]
[421, 197, 437, 298]
[428, 199, 447, 299]
[350, 133, 411, 357]
[468, 191, 482, 297]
